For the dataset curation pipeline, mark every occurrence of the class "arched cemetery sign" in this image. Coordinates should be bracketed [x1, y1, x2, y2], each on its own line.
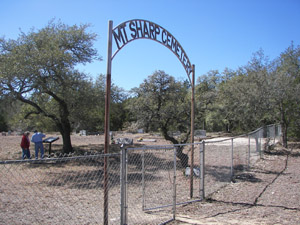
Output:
[103, 20, 196, 224]
[111, 19, 193, 77]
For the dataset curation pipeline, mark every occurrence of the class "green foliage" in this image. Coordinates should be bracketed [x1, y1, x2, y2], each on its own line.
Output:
[195, 70, 222, 131]
[0, 20, 100, 153]
[270, 43, 300, 145]
[110, 85, 128, 131]
[194, 44, 300, 144]
[127, 70, 190, 142]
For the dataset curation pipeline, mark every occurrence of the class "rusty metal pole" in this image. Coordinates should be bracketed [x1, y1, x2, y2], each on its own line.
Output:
[190, 64, 195, 199]
[104, 20, 113, 225]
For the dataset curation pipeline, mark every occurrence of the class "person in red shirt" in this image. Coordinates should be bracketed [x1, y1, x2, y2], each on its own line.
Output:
[20, 131, 31, 160]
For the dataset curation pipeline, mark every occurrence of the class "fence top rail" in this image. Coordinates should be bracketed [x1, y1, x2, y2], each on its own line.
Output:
[126, 124, 280, 151]
[204, 123, 280, 144]
[126, 146, 174, 151]
[247, 127, 263, 136]
[204, 138, 232, 144]
[0, 153, 120, 165]
[247, 123, 279, 136]
[126, 142, 204, 151]
[204, 135, 245, 144]
[266, 124, 278, 128]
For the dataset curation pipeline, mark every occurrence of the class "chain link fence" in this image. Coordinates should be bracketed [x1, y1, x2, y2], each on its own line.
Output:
[0, 154, 121, 225]
[202, 124, 282, 197]
[121, 124, 281, 224]
[122, 144, 204, 224]
[0, 124, 281, 224]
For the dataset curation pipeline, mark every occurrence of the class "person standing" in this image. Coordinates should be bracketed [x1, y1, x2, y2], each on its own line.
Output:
[31, 130, 46, 159]
[20, 131, 31, 160]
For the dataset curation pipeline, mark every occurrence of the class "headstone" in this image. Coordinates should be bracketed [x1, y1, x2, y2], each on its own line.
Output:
[137, 128, 144, 134]
[116, 138, 133, 145]
[185, 167, 200, 177]
[141, 139, 156, 142]
[195, 130, 206, 138]
[80, 130, 86, 136]
[168, 131, 181, 137]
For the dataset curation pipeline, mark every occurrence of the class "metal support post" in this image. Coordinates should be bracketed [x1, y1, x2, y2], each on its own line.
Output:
[125, 149, 128, 224]
[190, 64, 195, 199]
[230, 138, 234, 179]
[199, 141, 205, 200]
[258, 131, 262, 159]
[248, 136, 251, 169]
[120, 146, 125, 224]
[173, 147, 177, 220]
[104, 20, 113, 225]
[142, 149, 145, 210]
[120, 146, 128, 225]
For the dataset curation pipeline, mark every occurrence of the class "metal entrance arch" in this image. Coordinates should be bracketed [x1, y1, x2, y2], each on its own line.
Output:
[103, 19, 196, 224]
[111, 19, 193, 78]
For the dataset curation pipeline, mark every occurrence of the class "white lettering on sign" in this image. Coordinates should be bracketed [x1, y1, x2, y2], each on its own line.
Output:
[112, 19, 192, 76]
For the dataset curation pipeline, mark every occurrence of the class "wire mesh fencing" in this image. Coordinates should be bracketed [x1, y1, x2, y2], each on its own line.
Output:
[203, 124, 282, 197]
[123, 144, 203, 225]
[0, 154, 121, 225]
[202, 138, 234, 197]
[120, 124, 282, 224]
[0, 124, 281, 224]
[247, 124, 282, 167]
[123, 146, 175, 224]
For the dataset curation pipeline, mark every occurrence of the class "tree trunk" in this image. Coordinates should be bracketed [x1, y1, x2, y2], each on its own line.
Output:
[59, 119, 73, 154]
[55, 107, 73, 154]
[175, 147, 189, 167]
[161, 126, 189, 167]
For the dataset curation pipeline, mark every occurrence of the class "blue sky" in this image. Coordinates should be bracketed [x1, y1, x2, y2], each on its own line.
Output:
[1, 0, 299, 90]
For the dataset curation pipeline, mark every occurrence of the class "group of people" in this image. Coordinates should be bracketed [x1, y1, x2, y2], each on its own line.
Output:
[20, 130, 46, 160]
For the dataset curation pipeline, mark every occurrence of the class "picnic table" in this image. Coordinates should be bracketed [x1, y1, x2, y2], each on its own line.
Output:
[43, 137, 59, 154]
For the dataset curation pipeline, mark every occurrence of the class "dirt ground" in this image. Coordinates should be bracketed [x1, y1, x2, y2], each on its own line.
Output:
[0, 132, 170, 160]
[1, 132, 300, 224]
[168, 143, 300, 225]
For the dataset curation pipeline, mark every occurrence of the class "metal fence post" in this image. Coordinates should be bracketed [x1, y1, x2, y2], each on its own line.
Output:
[273, 125, 276, 144]
[230, 138, 234, 179]
[142, 148, 145, 211]
[259, 129, 263, 159]
[125, 149, 128, 224]
[248, 135, 251, 169]
[120, 146, 125, 225]
[104, 20, 113, 225]
[173, 146, 177, 220]
[199, 141, 205, 200]
[259, 129, 262, 154]
[120, 146, 128, 225]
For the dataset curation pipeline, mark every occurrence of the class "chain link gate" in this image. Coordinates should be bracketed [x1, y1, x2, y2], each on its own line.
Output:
[120, 143, 204, 225]
[121, 146, 176, 224]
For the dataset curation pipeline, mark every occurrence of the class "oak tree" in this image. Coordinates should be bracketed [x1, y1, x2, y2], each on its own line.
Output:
[0, 21, 99, 153]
